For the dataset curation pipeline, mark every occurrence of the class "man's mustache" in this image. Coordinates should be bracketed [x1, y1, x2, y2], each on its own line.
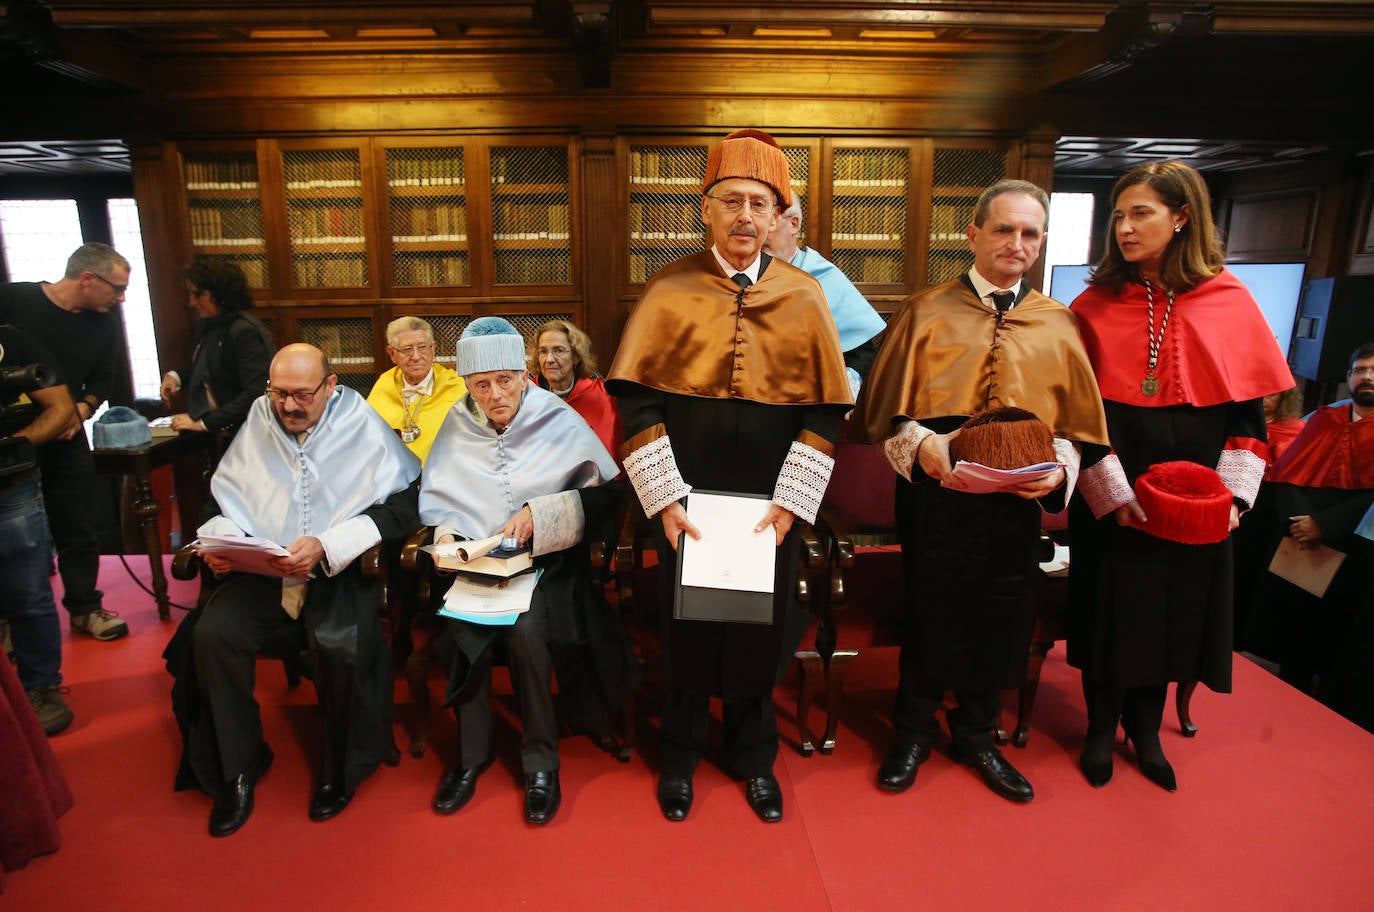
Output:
[730, 227, 758, 238]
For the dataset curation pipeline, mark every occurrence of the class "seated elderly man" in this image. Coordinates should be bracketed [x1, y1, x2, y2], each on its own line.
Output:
[367, 316, 466, 463]
[420, 317, 638, 825]
[166, 343, 420, 837]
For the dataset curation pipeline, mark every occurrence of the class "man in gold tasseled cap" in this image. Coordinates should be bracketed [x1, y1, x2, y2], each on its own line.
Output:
[607, 129, 853, 824]
[851, 179, 1109, 803]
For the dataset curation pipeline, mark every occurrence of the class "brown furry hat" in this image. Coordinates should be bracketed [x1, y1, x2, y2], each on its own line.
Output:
[948, 407, 1055, 469]
[703, 129, 792, 208]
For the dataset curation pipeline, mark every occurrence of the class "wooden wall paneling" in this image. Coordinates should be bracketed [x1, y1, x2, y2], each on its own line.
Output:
[132, 142, 193, 376]
[1349, 169, 1374, 275]
[579, 132, 620, 367]
[257, 139, 292, 298]
[908, 137, 936, 295]
[1016, 125, 1058, 292]
[1223, 187, 1320, 263]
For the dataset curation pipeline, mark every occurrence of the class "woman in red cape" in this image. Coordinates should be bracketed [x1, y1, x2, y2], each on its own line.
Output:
[1068, 161, 1292, 791]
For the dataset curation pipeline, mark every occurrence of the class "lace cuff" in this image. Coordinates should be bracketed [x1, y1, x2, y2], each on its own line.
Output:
[623, 434, 690, 518]
[527, 490, 585, 556]
[882, 420, 932, 482]
[1078, 453, 1134, 519]
[1050, 437, 1082, 508]
[1217, 448, 1265, 512]
[773, 439, 836, 524]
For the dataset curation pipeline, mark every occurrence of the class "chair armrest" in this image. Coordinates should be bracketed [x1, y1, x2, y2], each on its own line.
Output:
[171, 543, 202, 581]
[360, 543, 383, 579]
[614, 508, 644, 577]
[799, 522, 827, 569]
[400, 526, 435, 572]
[816, 506, 855, 568]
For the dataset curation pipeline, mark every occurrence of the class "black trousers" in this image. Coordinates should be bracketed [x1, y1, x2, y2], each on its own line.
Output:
[446, 600, 559, 774]
[891, 672, 999, 753]
[192, 573, 383, 788]
[38, 435, 102, 616]
[659, 688, 778, 779]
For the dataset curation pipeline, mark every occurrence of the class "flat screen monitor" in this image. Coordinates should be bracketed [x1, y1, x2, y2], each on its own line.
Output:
[1048, 262, 1305, 356]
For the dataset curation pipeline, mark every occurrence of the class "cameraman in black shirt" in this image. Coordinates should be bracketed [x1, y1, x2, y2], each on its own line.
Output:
[0, 323, 81, 734]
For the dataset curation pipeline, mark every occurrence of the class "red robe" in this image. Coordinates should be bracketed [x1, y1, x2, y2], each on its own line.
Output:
[1271, 405, 1374, 490]
[0, 655, 72, 886]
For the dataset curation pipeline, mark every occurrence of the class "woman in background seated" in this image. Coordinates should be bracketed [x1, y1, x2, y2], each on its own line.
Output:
[1264, 385, 1306, 468]
[1067, 161, 1293, 791]
[530, 319, 621, 458]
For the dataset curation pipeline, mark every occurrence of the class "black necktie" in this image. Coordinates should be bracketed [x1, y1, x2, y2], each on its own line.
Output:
[732, 272, 752, 289]
[990, 290, 1014, 323]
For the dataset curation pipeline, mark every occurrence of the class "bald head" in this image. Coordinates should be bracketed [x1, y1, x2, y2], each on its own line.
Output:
[268, 343, 336, 433]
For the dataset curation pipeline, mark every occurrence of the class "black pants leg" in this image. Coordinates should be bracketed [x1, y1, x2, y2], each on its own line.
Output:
[506, 601, 558, 774]
[660, 687, 709, 779]
[38, 436, 102, 617]
[192, 574, 297, 781]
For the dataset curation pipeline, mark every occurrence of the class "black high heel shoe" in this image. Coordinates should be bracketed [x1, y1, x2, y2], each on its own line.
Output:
[1127, 735, 1177, 791]
[1078, 733, 1114, 788]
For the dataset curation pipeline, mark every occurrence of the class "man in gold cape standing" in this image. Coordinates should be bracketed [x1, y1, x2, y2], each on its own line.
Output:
[608, 129, 852, 824]
[852, 180, 1109, 802]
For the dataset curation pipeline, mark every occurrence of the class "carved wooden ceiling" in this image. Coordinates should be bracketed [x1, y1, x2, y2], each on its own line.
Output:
[0, 1, 1371, 176]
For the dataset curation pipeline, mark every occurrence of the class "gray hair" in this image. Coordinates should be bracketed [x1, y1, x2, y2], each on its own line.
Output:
[384, 316, 435, 348]
[64, 242, 129, 280]
[782, 200, 802, 223]
[971, 180, 1050, 231]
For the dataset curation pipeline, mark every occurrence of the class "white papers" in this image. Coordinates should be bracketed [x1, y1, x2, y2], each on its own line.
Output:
[943, 460, 1061, 495]
[1268, 537, 1346, 598]
[439, 569, 542, 626]
[193, 534, 294, 577]
[678, 492, 776, 593]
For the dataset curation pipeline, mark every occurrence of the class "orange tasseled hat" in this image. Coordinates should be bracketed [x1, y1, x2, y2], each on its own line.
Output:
[703, 129, 792, 208]
[1133, 461, 1234, 545]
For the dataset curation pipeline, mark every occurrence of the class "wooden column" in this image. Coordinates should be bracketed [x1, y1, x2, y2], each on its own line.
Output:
[579, 132, 620, 364]
[129, 142, 193, 375]
[1017, 125, 1059, 293]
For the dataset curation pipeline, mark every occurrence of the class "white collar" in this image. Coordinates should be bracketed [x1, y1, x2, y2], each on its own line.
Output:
[967, 268, 1022, 310]
[401, 367, 436, 398]
[711, 247, 763, 285]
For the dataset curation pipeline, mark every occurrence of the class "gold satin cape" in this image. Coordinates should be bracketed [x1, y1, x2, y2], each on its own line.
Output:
[608, 251, 853, 408]
[852, 279, 1109, 447]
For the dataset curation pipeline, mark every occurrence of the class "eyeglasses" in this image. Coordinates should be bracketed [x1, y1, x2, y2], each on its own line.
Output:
[538, 346, 571, 359]
[705, 193, 776, 217]
[265, 377, 329, 405]
[90, 273, 128, 294]
[1350, 366, 1374, 378]
[392, 343, 434, 357]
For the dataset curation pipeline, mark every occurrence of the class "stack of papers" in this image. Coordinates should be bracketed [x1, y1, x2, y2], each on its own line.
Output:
[439, 569, 542, 626]
[193, 534, 293, 577]
[943, 460, 1061, 495]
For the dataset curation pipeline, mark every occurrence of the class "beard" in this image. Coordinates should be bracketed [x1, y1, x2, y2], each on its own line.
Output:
[1352, 384, 1374, 408]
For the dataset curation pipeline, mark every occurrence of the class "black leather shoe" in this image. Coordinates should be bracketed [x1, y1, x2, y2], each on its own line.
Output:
[209, 744, 273, 838]
[877, 740, 932, 792]
[308, 783, 354, 822]
[433, 758, 492, 816]
[953, 745, 1034, 802]
[744, 774, 783, 823]
[524, 770, 561, 825]
[657, 774, 693, 822]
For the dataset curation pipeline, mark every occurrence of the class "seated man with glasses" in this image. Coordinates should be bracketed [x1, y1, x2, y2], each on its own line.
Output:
[0, 242, 132, 643]
[366, 316, 466, 464]
[166, 342, 421, 837]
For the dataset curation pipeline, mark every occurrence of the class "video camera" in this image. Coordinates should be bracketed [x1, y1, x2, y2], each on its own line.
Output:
[1, 345, 59, 480]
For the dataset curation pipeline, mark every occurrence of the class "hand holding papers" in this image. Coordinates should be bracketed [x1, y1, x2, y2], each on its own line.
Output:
[675, 491, 776, 624]
[943, 460, 1062, 495]
[193, 534, 294, 577]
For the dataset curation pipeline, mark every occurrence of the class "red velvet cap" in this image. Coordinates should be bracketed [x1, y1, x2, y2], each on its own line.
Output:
[1133, 461, 1233, 545]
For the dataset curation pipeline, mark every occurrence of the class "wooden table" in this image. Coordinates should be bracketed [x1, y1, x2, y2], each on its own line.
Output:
[92, 433, 207, 620]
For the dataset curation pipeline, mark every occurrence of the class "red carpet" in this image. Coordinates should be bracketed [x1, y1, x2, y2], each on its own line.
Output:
[6, 556, 1374, 911]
